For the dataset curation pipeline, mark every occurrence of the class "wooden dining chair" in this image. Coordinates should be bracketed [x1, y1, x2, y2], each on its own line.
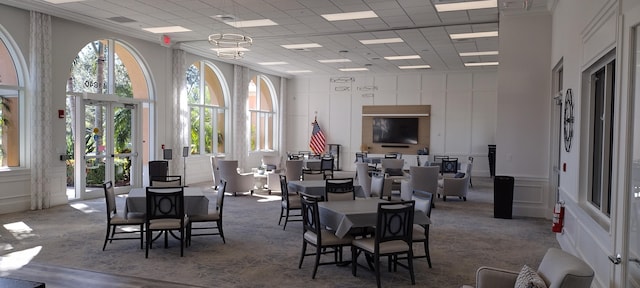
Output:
[187, 179, 227, 245]
[145, 186, 186, 258]
[150, 175, 182, 187]
[298, 193, 353, 279]
[325, 178, 355, 201]
[102, 181, 145, 251]
[351, 200, 416, 288]
[278, 175, 302, 230]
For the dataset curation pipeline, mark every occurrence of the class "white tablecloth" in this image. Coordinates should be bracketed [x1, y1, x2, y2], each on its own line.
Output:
[125, 187, 209, 218]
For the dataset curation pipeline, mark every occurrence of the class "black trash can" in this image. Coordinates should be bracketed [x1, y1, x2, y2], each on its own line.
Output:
[494, 175, 514, 219]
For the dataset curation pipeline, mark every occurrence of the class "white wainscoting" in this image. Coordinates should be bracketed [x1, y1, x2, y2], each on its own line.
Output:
[512, 177, 550, 218]
[0, 169, 31, 214]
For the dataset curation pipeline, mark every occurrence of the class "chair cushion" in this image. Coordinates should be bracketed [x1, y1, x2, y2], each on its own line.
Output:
[304, 230, 353, 246]
[412, 224, 426, 241]
[283, 196, 302, 209]
[352, 238, 410, 254]
[515, 265, 547, 288]
[149, 219, 182, 230]
[454, 172, 465, 178]
[189, 212, 220, 222]
[385, 168, 404, 176]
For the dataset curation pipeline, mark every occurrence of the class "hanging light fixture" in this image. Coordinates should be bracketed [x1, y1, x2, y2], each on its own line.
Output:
[209, 2, 253, 60]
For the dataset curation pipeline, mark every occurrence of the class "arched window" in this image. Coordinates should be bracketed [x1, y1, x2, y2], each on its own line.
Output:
[248, 75, 277, 151]
[0, 32, 24, 168]
[186, 61, 227, 155]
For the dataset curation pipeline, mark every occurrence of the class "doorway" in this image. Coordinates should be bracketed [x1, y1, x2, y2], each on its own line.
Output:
[66, 93, 141, 200]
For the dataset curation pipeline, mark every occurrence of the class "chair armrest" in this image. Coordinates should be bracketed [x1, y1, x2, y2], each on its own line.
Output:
[475, 266, 518, 288]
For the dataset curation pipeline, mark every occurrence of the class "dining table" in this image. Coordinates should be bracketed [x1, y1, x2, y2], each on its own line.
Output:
[318, 198, 431, 239]
[287, 180, 366, 198]
[124, 187, 210, 218]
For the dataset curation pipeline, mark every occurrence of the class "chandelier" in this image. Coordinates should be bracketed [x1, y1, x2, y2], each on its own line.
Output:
[208, 33, 252, 59]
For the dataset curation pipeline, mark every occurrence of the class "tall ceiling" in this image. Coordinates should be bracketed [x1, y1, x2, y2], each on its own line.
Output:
[0, 0, 550, 77]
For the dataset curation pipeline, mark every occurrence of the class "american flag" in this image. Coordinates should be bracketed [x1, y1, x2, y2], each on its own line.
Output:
[309, 118, 326, 155]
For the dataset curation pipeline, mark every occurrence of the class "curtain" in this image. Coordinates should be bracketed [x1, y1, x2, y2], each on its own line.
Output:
[233, 65, 249, 170]
[29, 11, 53, 210]
[171, 49, 188, 177]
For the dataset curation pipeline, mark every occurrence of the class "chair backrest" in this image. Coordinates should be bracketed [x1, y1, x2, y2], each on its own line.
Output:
[325, 178, 355, 201]
[409, 166, 439, 194]
[262, 155, 281, 171]
[305, 160, 321, 171]
[412, 190, 433, 218]
[468, 156, 474, 163]
[370, 173, 385, 199]
[300, 192, 323, 243]
[320, 157, 334, 171]
[145, 187, 184, 222]
[103, 181, 116, 218]
[148, 160, 168, 186]
[150, 175, 182, 187]
[381, 158, 404, 170]
[356, 163, 372, 196]
[355, 152, 366, 163]
[302, 169, 325, 180]
[285, 159, 304, 181]
[441, 158, 458, 174]
[210, 155, 224, 183]
[433, 155, 449, 162]
[218, 160, 239, 184]
[375, 201, 415, 251]
[279, 175, 291, 204]
[216, 179, 227, 215]
[537, 247, 594, 288]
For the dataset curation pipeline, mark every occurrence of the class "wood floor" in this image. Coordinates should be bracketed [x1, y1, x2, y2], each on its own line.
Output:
[5, 262, 207, 288]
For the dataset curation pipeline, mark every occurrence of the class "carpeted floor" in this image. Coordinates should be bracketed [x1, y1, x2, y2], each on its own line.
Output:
[0, 177, 558, 288]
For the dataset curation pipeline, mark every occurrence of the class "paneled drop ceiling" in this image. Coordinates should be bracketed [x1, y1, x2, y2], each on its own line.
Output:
[0, 0, 550, 77]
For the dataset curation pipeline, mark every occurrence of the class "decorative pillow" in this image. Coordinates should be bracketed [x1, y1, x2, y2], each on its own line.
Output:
[454, 172, 465, 178]
[385, 168, 404, 176]
[515, 265, 547, 288]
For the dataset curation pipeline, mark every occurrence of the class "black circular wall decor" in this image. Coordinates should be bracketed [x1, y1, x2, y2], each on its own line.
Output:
[564, 88, 574, 152]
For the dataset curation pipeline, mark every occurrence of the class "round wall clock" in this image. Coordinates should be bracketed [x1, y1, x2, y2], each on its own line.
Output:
[564, 88, 574, 152]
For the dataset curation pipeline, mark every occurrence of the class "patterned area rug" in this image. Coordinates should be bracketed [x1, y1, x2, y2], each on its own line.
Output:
[0, 177, 558, 288]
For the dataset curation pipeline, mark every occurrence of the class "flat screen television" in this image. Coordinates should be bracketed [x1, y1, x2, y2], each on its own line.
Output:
[372, 117, 419, 144]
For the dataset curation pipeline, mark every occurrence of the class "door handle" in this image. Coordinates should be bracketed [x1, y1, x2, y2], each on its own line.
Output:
[609, 254, 622, 265]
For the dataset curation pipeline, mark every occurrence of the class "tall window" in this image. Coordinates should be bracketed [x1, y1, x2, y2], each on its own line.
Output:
[248, 75, 276, 151]
[588, 53, 615, 216]
[0, 34, 23, 168]
[186, 61, 227, 155]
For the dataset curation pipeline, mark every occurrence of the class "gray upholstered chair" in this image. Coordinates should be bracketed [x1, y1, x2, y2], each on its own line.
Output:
[217, 160, 255, 196]
[210, 155, 225, 189]
[262, 155, 282, 172]
[400, 166, 439, 201]
[356, 163, 372, 197]
[439, 173, 470, 201]
[462, 247, 594, 288]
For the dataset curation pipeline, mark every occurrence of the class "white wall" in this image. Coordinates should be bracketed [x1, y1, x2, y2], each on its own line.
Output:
[286, 71, 497, 176]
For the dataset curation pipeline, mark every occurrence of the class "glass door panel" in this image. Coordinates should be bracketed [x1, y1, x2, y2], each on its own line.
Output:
[628, 24, 640, 287]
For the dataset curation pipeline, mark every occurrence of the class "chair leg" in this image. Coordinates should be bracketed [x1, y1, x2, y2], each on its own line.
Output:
[102, 225, 111, 251]
[298, 241, 307, 269]
[463, 197, 467, 201]
[140, 224, 144, 249]
[408, 251, 415, 284]
[374, 255, 381, 288]
[443, 196, 446, 201]
[351, 247, 358, 276]
[424, 240, 432, 268]
[312, 244, 321, 279]
[145, 230, 150, 258]
[218, 220, 226, 244]
[278, 207, 284, 225]
[180, 228, 184, 257]
[283, 209, 290, 230]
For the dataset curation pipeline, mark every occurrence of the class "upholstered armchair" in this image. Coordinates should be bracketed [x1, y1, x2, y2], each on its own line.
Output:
[356, 163, 372, 197]
[217, 160, 255, 196]
[462, 247, 594, 288]
[262, 155, 282, 172]
[400, 166, 439, 201]
[439, 173, 470, 201]
[210, 155, 225, 189]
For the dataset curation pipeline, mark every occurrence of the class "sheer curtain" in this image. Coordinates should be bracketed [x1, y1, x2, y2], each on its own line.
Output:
[29, 11, 53, 210]
[233, 65, 249, 170]
[171, 49, 188, 178]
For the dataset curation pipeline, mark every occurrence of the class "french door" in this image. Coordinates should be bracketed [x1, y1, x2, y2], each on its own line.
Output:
[67, 93, 141, 199]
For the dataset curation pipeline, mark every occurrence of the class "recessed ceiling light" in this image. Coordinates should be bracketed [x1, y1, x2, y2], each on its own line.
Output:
[464, 62, 499, 67]
[259, 62, 288, 66]
[142, 26, 191, 34]
[43, 0, 85, 3]
[321, 11, 378, 21]
[339, 67, 369, 72]
[398, 65, 431, 69]
[450, 31, 499, 40]
[281, 43, 322, 49]
[287, 70, 313, 73]
[211, 47, 250, 52]
[225, 19, 278, 28]
[384, 55, 421, 60]
[359, 38, 404, 45]
[435, 0, 497, 12]
[318, 59, 352, 63]
[459, 51, 499, 56]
